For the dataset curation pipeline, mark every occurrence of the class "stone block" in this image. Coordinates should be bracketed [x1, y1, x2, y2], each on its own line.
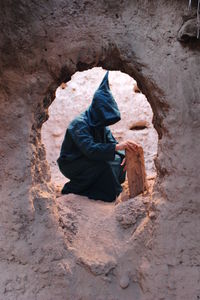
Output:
[126, 147, 148, 198]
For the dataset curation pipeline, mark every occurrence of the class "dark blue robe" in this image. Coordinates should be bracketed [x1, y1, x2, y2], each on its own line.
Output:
[57, 71, 126, 202]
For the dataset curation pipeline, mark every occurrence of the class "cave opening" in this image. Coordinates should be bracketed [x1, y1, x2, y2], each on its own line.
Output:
[41, 67, 158, 201]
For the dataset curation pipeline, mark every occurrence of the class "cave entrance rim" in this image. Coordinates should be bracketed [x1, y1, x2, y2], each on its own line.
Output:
[40, 47, 168, 140]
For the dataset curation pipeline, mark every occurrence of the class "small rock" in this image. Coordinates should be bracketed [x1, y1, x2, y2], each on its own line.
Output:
[119, 274, 130, 289]
[149, 211, 156, 219]
[115, 197, 146, 229]
[133, 83, 141, 93]
[177, 18, 197, 42]
[77, 257, 117, 277]
[60, 82, 67, 89]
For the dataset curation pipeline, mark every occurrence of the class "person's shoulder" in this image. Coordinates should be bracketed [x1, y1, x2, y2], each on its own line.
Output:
[68, 112, 89, 130]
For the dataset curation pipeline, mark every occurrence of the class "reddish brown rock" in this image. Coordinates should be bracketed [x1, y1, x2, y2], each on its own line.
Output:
[126, 147, 148, 198]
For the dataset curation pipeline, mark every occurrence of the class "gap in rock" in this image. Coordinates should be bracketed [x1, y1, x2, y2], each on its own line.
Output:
[41, 67, 158, 199]
[129, 121, 149, 131]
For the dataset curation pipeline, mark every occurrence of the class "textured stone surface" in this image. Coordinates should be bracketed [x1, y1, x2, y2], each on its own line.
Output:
[126, 147, 148, 198]
[178, 18, 198, 42]
[0, 1, 200, 299]
[115, 196, 147, 229]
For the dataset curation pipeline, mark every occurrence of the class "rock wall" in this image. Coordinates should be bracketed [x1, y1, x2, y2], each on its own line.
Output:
[0, 1, 200, 299]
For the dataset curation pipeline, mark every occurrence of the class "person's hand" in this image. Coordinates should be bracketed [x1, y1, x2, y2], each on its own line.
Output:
[121, 157, 126, 172]
[115, 140, 140, 152]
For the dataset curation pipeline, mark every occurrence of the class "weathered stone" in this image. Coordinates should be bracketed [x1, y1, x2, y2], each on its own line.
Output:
[126, 147, 148, 198]
[115, 197, 146, 229]
[0, 1, 200, 299]
[77, 256, 117, 277]
[119, 274, 130, 289]
[178, 18, 197, 42]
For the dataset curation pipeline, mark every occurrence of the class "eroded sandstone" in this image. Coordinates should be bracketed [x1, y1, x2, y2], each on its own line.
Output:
[0, 1, 200, 299]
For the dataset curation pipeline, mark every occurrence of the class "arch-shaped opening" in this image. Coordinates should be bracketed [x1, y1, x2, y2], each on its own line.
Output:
[28, 48, 170, 299]
[31, 45, 169, 202]
[41, 67, 158, 200]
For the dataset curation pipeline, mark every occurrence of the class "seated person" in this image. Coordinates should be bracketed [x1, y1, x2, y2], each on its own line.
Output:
[57, 71, 138, 202]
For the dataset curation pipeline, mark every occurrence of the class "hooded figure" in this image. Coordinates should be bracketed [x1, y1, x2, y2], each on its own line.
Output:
[57, 71, 126, 202]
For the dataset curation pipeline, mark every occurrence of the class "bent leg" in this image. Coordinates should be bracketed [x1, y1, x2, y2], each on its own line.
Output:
[62, 161, 108, 196]
[85, 155, 126, 202]
[57, 157, 109, 196]
[108, 154, 126, 185]
[84, 165, 120, 202]
[57, 155, 126, 202]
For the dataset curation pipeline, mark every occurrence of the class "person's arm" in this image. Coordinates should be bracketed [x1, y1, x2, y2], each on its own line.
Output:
[69, 123, 116, 161]
[116, 140, 140, 171]
[105, 127, 126, 159]
[105, 127, 117, 144]
[115, 140, 139, 152]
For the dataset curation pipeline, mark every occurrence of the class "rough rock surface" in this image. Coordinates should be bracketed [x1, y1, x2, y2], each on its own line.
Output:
[0, 1, 200, 299]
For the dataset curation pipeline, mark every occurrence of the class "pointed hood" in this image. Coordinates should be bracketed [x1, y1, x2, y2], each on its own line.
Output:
[86, 71, 121, 127]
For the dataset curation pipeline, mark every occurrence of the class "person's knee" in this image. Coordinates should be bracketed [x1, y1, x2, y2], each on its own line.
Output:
[57, 157, 71, 178]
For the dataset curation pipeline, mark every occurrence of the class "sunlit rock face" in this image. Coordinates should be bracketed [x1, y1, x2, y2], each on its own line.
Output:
[42, 68, 158, 186]
[0, 1, 200, 299]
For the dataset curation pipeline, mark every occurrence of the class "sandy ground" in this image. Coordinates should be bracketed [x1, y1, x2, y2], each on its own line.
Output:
[55, 192, 151, 299]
